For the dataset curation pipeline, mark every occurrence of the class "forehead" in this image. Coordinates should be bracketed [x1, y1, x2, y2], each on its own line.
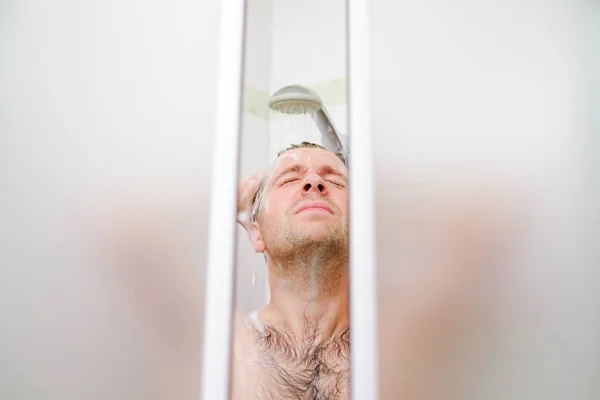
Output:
[270, 148, 347, 177]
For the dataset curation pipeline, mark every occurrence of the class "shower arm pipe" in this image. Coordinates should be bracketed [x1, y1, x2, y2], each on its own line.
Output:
[311, 106, 345, 156]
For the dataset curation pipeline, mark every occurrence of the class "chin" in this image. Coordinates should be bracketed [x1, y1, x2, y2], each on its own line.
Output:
[296, 224, 341, 241]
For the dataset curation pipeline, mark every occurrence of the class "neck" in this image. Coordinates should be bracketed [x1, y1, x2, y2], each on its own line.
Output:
[259, 255, 349, 339]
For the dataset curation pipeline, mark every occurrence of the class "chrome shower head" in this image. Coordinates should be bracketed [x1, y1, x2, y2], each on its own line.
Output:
[268, 84, 323, 114]
[268, 84, 346, 157]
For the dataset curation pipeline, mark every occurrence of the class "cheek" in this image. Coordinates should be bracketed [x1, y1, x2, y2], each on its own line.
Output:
[262, 190, 291, 220]
[261, 195, 270, 214]
[332, 191, 349, 214]
[277, 189, 303, 216]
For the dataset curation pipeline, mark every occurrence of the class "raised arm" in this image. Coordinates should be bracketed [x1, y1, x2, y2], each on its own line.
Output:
[237, 171, 265, 230]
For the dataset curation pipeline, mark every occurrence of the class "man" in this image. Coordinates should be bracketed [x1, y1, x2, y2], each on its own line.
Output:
[231, 142, 351, 399]
[99, 141, 352, 399]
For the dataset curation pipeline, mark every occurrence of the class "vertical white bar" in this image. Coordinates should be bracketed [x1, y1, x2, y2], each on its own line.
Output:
[201, 0, 246, 398]
[347, 0, 379, 399]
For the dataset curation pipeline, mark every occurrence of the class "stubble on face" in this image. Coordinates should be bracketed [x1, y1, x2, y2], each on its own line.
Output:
[259, 194, 349, 293]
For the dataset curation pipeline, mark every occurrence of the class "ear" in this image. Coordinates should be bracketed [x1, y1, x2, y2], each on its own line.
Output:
[248, 222, 266, 253]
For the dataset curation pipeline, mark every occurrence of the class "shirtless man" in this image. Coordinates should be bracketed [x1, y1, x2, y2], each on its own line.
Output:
[232, 142, 351, 399]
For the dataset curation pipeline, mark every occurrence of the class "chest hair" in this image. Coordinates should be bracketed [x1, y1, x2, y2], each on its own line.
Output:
[251, 326, 351, 400]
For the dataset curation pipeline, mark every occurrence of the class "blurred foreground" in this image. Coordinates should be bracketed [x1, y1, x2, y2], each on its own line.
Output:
[1, 0, 598, 399]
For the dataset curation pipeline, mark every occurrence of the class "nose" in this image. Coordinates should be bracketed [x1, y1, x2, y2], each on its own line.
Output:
[302, 174, 328, 195]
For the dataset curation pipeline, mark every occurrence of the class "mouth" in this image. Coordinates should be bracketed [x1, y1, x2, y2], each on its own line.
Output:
[295, 202, 334, 215]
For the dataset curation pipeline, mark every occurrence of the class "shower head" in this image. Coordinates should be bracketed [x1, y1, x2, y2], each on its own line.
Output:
[268, 84, 346, 157]
[268, 84, 323, 114]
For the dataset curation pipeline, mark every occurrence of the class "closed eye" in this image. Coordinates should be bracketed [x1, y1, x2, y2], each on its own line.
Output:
[281, 178, 300, 186]
[328, 180, 346, 188]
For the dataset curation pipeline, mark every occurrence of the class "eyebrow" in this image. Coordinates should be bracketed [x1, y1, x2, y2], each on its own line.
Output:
[318, 165, 348, 182]
[272, 164, 306, 183]
[271, 163, 348, 184]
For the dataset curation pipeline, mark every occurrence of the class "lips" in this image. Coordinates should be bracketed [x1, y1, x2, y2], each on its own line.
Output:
[295, 202, 334, 214]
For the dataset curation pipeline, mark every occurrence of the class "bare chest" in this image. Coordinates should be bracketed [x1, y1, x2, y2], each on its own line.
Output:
[232, 328, 350, 400]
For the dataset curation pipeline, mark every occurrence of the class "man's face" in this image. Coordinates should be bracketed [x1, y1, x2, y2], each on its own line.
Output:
[250, 147, 349, 256]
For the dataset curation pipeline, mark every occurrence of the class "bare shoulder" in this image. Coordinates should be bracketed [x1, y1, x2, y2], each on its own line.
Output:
[230, 310, 264, 399]
[233, 309, 263, 341]
[231, 308, 268, 362]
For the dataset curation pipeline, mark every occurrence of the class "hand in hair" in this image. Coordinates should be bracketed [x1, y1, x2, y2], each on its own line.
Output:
[237, 171, 265, 230]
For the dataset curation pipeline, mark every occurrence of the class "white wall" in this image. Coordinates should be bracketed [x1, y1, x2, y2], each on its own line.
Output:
[269, 0, 346, 90]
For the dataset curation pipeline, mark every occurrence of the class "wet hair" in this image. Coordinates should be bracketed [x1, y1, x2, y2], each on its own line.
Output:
[251, 142, 347, 222]
[277, 142, 347, 167]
